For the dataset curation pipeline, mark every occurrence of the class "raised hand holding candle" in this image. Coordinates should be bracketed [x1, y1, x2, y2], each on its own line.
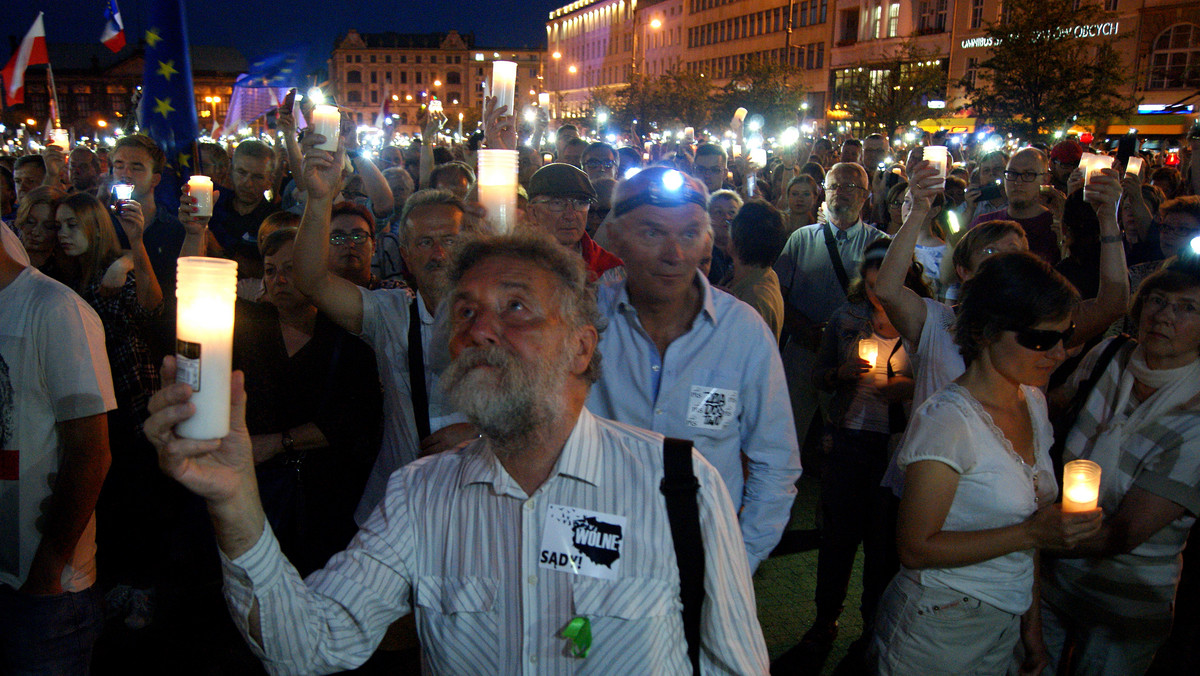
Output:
[1081, 153, 1115, 203]
[491, 61, 517, 116]
[175, 257, 238, 440]
[188, 175, 214, 217]
[923, 146, 949, 188]
[311, 104, 341, 151]
[1062, 459, 1101, 512]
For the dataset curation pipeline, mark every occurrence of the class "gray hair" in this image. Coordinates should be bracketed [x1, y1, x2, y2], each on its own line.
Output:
[397, 189, 466, 247]
[447, 231, 605, 383]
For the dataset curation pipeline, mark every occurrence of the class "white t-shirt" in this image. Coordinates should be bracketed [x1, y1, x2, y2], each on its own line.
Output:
[0, 267, 116, 591]
[1, 224, 29, 265]
[908, 297, 966, 411]
[895, 384, 1058, 615]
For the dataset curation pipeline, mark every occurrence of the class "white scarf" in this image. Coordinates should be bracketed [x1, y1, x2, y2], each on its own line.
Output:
[1100, 344, 1200, 437]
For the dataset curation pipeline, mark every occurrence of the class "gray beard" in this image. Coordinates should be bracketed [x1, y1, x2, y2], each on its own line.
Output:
[441, 344, 570, 455]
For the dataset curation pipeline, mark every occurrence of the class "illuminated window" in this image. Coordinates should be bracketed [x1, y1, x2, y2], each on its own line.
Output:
[1147, 23, 1200, 90]
[888, 2, 899, 37]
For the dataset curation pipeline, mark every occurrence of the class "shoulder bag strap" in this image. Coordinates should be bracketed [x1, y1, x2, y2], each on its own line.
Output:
[822, 222, 851, 293]
[408, 297, 431, 441]
[1050, 334, 1132, 477]
[661, 437, 704, 675]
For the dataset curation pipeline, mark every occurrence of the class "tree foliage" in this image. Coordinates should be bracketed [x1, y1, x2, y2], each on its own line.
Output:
[602, 71, 712, 131]
[711, 61, 807, 133]
[835, 40, 948, 135]
[960, 0, 1135, 139]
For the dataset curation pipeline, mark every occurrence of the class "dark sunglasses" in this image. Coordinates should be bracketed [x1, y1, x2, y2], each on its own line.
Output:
[1010, 323, 1074, 351]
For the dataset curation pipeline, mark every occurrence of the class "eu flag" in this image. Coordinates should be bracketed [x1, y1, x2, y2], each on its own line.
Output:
[236, 46, 310, 89]
[138, 0, 198, 172]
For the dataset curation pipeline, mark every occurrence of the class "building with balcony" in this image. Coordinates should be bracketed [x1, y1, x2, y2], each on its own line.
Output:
[330, 29, 545, 134]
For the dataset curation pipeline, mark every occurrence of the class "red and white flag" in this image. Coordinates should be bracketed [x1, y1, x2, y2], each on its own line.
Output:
[100, 1, 126, 53]
[1, 12, 49, 106]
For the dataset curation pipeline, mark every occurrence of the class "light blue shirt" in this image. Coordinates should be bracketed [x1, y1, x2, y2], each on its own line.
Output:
[773, 220, 887, 325]
[586, 273, 802, 571]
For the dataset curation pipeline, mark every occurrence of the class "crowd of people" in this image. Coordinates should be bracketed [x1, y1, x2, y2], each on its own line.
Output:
[2, 97, 1199, 676]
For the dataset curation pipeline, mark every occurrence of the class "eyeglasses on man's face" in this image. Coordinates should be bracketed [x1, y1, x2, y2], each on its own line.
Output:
[1003, 170, 1045, 183]
[583, 159, 616, 170]
[531, 197, 592, 213]
[330, 230, 371, 246]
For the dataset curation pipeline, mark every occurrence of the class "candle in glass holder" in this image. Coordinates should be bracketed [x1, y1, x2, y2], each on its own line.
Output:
[538, 92, 550, 108]
[175, 257, 238, 440]
[1080, 153, 1115, 203]
[477, 149, 519, 234]
[1125, 156, 1143, 178]
[188, 175, 214, 217]
[923, 145, 949, 188]
[491, 61, 517, 116]
[858, 338, 878, 368]
[50, 128, 70, 149]
[311, 104, 341, 151]
[1062, 459, 1102, 512]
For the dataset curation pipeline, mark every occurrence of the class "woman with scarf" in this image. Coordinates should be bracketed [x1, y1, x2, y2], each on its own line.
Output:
[1041, 259, 1200, 675]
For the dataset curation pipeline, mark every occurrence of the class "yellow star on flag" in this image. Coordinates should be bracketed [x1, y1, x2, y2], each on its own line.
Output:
[178, 153, 192, 169]
[157, 60, 178, 81]
[154, 97, 175, 118]
[145, 29, 163, 47]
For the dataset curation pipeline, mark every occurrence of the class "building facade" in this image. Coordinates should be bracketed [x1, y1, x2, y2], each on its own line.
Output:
[5, 42, 244, 141]
[329, 29, 545, 135]
[546, 0, 1200, 137]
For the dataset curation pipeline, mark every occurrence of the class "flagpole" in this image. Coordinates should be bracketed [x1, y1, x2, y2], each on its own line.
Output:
[46, 61, 61, 128]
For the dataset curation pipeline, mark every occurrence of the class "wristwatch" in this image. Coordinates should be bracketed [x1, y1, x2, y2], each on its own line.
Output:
[281, 429, 295, 453]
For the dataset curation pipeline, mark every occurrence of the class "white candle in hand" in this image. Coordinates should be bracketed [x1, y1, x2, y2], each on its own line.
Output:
[188, 176, 214, 217]
[175, 257, 238, 440]
[477, 149, 519, 234]
[492, 61, 517, 116]
[312, 104, 341, 152]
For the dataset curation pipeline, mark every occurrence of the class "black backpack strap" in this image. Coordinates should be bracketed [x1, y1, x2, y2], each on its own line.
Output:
[661, 437, 704, 675]
[408, 297, 431, 441]
[822, 222, 851, 292]
[1050, 334, 1132, 477]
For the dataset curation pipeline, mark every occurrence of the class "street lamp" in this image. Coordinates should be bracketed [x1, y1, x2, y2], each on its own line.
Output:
[204, 95, 221, 121]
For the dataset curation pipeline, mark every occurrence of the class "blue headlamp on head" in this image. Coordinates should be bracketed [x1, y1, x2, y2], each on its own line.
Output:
[612, 167, 710, 217]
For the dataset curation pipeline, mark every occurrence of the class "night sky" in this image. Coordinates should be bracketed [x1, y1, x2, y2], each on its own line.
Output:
[2, 0, 551, 66]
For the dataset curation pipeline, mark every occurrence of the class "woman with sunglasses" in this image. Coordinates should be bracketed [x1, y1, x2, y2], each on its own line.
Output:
[869, 252, 1103, 675]
[1039, 260, 1200, 675]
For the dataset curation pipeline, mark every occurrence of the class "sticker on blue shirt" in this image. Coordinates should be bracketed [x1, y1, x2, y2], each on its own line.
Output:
[539, 504, 626, 580]
[687, 386, 739, 429]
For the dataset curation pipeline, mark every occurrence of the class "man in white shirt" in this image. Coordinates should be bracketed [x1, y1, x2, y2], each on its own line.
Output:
[0, 227, 115, 671]
[144, 231, 769, 675]
[291, 133, 474, 523]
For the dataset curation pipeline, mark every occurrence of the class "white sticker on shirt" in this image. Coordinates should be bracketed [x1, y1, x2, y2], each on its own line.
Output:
[687, 386, 739, 430]
[539, 504, 626, 580]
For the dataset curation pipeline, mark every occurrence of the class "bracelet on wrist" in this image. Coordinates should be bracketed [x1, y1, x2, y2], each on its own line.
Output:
[1099, 234, 1123, 244]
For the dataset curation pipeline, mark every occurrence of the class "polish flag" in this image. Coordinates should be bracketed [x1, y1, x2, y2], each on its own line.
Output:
[1, 12, 48, 106]
[101, 1, 126, 53]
